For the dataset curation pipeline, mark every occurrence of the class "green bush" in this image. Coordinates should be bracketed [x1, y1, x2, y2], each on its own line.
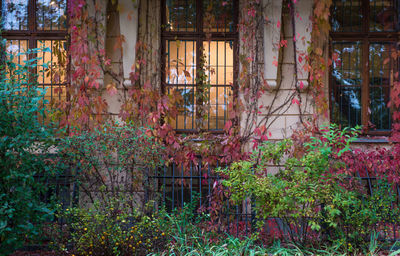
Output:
[218, 125, 357, 244]
[55, 199, 168, 256]
[0, 41, 57, 254]
[218, 124, 399, 251]
[57, 120, 165, 209]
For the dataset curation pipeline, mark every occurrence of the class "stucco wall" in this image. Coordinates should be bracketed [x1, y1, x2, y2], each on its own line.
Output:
[103, 0, 317, 140]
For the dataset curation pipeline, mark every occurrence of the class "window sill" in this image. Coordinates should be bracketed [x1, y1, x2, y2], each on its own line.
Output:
[352, 137, 389, 144]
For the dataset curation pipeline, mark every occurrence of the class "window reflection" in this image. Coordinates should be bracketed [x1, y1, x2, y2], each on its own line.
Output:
[1, 0, 28, 30]
[331, 42, 362, 128]
[166, 0, 196, 32]
[369, 0, 398, 31]
[369, 43, 394, 130]
[37, 0, 67, 30]
[331, 0, 363, 32]
[203, 0, 235, 33]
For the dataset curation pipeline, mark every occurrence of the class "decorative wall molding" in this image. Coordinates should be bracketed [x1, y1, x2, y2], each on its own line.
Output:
[294, 0, 313, 91]
[263, 0, 283, 91]
[119, 0, 139, 87]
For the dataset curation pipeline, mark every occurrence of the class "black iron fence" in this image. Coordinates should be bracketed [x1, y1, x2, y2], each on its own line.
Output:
[146, 160, 400, 241]
[146, 159, 255, 237]
[41, 157, 400, 241]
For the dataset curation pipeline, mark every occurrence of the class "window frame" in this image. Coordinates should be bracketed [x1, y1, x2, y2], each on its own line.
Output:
[330, 0, 399, 136]
[161, 0, 239, 133]
[0, 0, 69, 106]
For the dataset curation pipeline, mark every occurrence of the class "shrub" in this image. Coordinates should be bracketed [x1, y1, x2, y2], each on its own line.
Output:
[55, 199, 168, 256]
[57, 120, 166, 210]
[0, 41, 57, 253]
[219, 124, 400, 250]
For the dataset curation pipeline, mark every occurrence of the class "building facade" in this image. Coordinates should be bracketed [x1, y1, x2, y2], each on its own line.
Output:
[1, 0, 397, 145]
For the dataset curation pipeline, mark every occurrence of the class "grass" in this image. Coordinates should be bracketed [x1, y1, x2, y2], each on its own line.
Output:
[149, 233, 400, 256]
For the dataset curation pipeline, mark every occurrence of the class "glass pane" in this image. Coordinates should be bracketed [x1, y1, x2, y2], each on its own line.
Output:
[209, 86, 232, 130]
[331, 0, 363, 32]
[203, 0, 235, 33]
[332, 42, 362, 86]
[331, 86, 362, 128]
[166, 0, 196, 32]
[1, 0, 28, 30]
[166, 40, 196, 84]
[37, 40, 68, 105]
[37, 0, 67, 30]
[5, 40, 28, 63]
[369, 43, 394, 130]
[168, 86, 196, 130]
[370, 87, 391, 130]
[4, 40, 28, 81]
[332, 42, 362, 128]
[203, 41, 234, 85]
[369, 0, 398, 31]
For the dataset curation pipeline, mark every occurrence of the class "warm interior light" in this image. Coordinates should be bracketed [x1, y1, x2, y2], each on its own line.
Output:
[167, 40, 233, 130]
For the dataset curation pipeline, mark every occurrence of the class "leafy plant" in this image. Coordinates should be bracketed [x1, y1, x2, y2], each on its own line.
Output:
[55, 199, 168, 256]
[0, 40, 57, 254]
[57, 120, 166, 210]
[218, 125, 360, 245]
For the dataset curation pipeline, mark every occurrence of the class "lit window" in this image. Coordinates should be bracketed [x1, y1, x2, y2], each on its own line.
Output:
[163, 0, 238, 131]
[1, 0, 68, 107]
[331, 0, 398, 133]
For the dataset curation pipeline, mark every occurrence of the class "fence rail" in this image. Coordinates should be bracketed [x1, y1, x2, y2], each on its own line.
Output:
[146, 160, 400, 241]
[41, 158, 400, 242]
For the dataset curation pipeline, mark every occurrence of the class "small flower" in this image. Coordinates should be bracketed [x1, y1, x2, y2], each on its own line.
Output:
[84, 228, 87, 231]
[162, 232, 165, 236]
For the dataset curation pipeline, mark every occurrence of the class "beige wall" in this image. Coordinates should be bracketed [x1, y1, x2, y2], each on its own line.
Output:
[103, 0, 319, 140]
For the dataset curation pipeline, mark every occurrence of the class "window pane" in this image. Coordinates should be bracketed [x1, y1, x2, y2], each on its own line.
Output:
[209, 86, 232, 130]
[168, 86, 196, 130]
[5, 40, 28, 64]
[331, 42, 362, 128]
[37, 0, 68, 30]
[203, 41, 234, 85]
[37, 40, 67, 106]
[332, 42, 362, 86]
[370, 87, 391, 130]
[203, 0, 235, 33]
[369, 0, 398, 31]
[166, 0, 196, 32]
[369, 43, 394, 130]
[331, 0, 363, 32]
[165, 40, 196, 84]
[1, 0, 28, 30]
[332, 87, 362, 128]
[4, 40, 28, 81]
